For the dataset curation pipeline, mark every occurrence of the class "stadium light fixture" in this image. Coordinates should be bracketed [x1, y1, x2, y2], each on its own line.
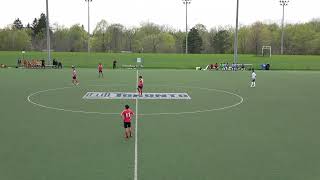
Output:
[280, 0, 289, 55]
[85, 0, 93, 53]
[46, 0, 51, 63]
[234, 0, 239, 65]
[182, 0, 191, 54]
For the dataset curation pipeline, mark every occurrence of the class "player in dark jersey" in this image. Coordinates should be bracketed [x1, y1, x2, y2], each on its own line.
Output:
[120, 105, 135, 139]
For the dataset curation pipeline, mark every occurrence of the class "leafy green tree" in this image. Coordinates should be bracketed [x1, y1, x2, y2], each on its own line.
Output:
[1, 16, 320, 54]
[52, 25, 70, 51]
[108, 24, 124, 52]
[248, 22, 263, 55]
[158, 33, 176, 53]
[29, 13, 49, 50]
[186, 27, 203, 54]
[69, 24, 87, 52]
[31, 13, 47, 36]
[13, 18, 23, 30]
[238, 26, 250, 53]
[212, 29, 231, 53]
[0, 28, 31, 50]
[194, 24, 210, 53]
[91, 20, 110, 52]
[172, 30, 185, 53]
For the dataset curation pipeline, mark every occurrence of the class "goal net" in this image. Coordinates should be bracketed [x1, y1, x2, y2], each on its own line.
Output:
[262, 46, 272, 57]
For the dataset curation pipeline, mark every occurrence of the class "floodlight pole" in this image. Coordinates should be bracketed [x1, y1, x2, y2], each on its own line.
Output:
[280, 0, 289, 55]
[86, 0, 93, 53]
[234, 0, 239, 65]
[46, 0, 51, 63]
[182, 0, 191, 54]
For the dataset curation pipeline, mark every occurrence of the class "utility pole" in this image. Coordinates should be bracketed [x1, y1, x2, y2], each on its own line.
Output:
[234, 0, 239, 65]
[182, 0, 191, 54]
[46, 0, 51, 63]
[280, 0, 289, 55]
[85, 0, 93, 53]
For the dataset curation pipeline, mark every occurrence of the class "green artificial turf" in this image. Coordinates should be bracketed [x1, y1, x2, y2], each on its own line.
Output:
[1, 68, 320, 180]
[1, 51, 320, 70]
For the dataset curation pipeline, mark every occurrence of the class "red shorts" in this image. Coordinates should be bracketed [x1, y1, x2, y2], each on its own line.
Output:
[138, 85, 143, 89]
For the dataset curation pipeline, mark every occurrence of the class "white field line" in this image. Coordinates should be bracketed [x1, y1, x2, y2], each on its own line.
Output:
[26, 87, 120, 115]
[27, 85, 244, 116]
[134, 70, 139, 180]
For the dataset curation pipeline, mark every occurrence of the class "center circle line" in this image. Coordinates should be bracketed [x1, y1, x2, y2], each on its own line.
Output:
[26, 85, 244, 116]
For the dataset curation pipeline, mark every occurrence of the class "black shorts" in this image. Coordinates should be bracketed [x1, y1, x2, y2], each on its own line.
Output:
[138, 85, 143, 89]
[252, 79, 256, 82]
[124, 122, 131, 128]
[72, 76, 76, 80]
[99, 70, 102, 73]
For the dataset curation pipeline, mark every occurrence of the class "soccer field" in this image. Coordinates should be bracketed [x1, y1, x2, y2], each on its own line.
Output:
[1, 68, 320, 180]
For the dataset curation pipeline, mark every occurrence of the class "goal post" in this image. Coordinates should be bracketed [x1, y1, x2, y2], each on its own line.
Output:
[262, 46, 272, 57]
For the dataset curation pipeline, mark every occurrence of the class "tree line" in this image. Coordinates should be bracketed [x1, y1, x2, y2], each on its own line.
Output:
[0, 13, 319, 55]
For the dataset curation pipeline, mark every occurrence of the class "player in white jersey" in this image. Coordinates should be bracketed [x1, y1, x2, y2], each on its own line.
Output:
[250, 69, 256, 87]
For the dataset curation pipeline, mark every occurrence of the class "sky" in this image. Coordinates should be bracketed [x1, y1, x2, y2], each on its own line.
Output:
[0, 0, 319, 32]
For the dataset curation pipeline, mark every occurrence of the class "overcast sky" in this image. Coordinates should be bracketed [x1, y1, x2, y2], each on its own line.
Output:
[0, 0, 319, 32]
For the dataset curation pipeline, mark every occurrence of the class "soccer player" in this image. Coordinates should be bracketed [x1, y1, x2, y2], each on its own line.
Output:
[121, 105, 135, 139]
[72, 65, 79, 85]
[250, 69, 257, 87]
[137, 75, 144, 96]
[98, 63, 103, 78]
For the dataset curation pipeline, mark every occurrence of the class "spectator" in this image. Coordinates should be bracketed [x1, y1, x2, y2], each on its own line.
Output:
[232, 63, 236, 71]
[58, 62, 63, 69]
[210, 64, 214, 70]
[113, 60, 117, 69]
[52, 59, 57, 68]
[17, 59, 21, 67]
[266, 64, 270, 70]
[214, 63, 218, 70]
[223, 63, 227, 71]
[41, 59, 45, 69]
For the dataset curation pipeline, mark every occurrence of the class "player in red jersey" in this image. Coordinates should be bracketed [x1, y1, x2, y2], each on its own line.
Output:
[121, 105, 135, 139]
[71, 65, 79, 85]
[137, 76, 144, 96]
[98, 63, 103, 78]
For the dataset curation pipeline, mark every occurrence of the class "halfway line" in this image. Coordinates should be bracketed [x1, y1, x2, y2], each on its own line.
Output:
[134, 69, 139, 180]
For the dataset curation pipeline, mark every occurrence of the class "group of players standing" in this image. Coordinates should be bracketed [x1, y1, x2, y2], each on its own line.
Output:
[71, 63, 256, 139]
[71, 63, 143, 139]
